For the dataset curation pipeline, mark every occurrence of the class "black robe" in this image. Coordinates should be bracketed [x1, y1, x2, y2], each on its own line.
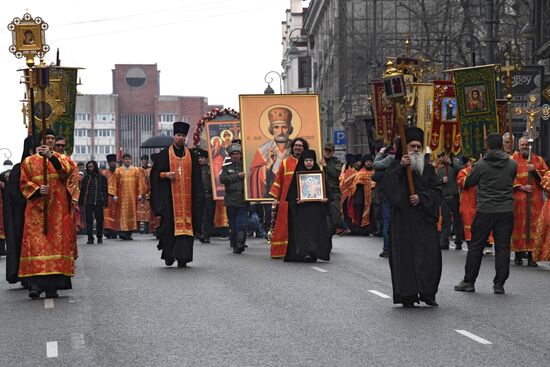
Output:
[383, 161, 442, 304]
[150, 145, 204, 263]
[4, 164, 27, 284]
[284, 168, 331, 262]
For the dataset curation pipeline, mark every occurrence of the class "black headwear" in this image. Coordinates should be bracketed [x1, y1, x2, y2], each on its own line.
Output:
[106, 154, 117, 163]
[405, 127, 424, 145]
[301, 149, 317, 161]
[362, 154, 373, 163]
[351, 154, 362, 164]
[197, 149, 209, 158]
[21, 135, 37, 161]
[173, 121, 190, 135]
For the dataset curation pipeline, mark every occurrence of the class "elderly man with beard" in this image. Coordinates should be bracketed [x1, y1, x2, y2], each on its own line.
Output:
[383, 127, 442, 308]
[455, 133, 517, 295]
[249, 107, 294, 199]
[510, 137, 548, 266]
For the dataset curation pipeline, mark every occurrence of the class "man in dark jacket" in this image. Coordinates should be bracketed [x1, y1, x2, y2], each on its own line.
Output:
[79, 160, 109, 244]
[320, 142, 343, 236]
[455, 133, 517, 295]
[220, 142, 248, 254]
[437, 151, 464, 250]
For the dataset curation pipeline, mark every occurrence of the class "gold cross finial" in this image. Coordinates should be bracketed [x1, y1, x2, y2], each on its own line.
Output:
[499, 52, 522, 95]
[404, 33, 411, 57]
[514, 94, 550, 141]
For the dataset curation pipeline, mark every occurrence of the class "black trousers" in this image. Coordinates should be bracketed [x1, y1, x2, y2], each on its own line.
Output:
[201, 197, 215, 238]
[441, 195, 464, 246]
[85, 204, 104, 240]
[464, 211, 514, 285]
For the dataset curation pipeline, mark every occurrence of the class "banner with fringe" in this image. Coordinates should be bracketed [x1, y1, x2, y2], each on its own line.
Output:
[453, 65, 498, 158]
[429, 80, 461, 156]
[372, 81, 394, 145]
[414, 83, 434, 149]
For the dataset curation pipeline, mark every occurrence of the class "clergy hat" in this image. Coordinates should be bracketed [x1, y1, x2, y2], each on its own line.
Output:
[106, 154, 117, 162]
[345, 153, 353, 165]
[226, 143, 242, 155]
[404, 127, 424, 145]
[351, 154, 362, 163]
[173, 121, 190, 135]
[43, 128, 55, 137]
[301, 149, 317, 161]
[362, 154, 373, 163]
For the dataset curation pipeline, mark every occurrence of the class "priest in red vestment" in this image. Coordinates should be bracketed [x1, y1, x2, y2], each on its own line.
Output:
[102, 154, 119, 238]
[268, 138, 307, 258]
[511, 137, 548, 266]
[150, 122, 204, 267]
[19, 129, 75, 299]
[533, 171, 550, 262]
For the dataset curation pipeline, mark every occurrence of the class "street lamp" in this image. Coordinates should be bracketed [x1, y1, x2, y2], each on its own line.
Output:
[264, 70, 282, 94]
[0, 148, 13, 172]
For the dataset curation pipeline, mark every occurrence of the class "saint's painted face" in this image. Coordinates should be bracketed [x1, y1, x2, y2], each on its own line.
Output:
[272, 122, 291, 143]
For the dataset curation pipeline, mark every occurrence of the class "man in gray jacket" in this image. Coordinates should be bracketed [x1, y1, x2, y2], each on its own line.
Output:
[455, 133, 517, 294]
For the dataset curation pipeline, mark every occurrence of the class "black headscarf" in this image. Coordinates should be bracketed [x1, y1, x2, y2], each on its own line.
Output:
[21, 135, 37, 162]
[286, 149, 321, 201]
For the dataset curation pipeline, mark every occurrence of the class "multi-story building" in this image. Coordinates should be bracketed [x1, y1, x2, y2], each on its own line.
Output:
[73, 64, 221, 167]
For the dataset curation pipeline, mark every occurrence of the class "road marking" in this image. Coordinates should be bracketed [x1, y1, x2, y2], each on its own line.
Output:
[455, 330, 492, 345]
[46, 341, 58, 358]
[311, 266, 328, 273]
[368, 290, 391, 299]
[44, 299, 54, 309]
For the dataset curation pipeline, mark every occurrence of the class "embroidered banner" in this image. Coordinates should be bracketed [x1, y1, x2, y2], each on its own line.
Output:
[429, 80, 461, 156]
[453, 65, 498, 158]
[371, 81, 394, 145]
[414, 83, 434, 149]
[496, 99, 508, 134]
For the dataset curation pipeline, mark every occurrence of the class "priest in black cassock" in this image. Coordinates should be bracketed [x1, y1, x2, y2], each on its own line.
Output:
[150, 122, 203, 268]
[383, 127, 442, 307]
[285, 149, 331, 262]
[5, 136, 34, 285]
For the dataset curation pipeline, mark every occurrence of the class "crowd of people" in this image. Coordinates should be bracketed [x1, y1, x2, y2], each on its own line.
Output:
[1, 121, 549, 308]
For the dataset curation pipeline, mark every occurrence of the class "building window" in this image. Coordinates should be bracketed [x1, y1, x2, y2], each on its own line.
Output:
[75, 129, 89, 137]
[95, 145, 114, 154]
[159, 114, 176, 123]
[96, 113, 115, 122]
[75, 113, 90, 121]
[94, 129, 115, 137]
[75, 145, 89, 154]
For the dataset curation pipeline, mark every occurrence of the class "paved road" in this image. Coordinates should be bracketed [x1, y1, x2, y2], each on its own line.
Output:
[1, 233, 549, 366]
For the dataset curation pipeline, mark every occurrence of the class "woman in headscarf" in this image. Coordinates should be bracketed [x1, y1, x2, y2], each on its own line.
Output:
[284, 149, 331, 262]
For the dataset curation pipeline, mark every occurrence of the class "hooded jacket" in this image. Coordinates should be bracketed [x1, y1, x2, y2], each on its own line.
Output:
[465, 150, 517, 213]
[78, 161, 109, 207]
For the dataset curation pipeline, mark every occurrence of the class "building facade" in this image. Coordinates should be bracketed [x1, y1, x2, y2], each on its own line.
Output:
[73, 64, 220, 167]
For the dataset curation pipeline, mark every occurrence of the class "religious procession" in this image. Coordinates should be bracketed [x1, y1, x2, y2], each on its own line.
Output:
[2, 1, 550, 365]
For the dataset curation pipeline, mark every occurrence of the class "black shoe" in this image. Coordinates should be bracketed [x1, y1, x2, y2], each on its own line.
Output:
[455, 244, 462, 250]
[28, 286, 43, 299]
[379, 250, 389, 258]
[164, 259, 175, 267]
[526, 252, 538, 267]
[198, 237, 206, 243]
[45, 291, 58, 299]
[177, 260, 187, 268]
[233, 247, 244, 254]
[97, 238, 103, 244]
[514, 252, 523, 265]
[86, 239, 94, 244]
[493, 284, 505, 294]
[204, 238, 210, 244]
[420, 294, 438, 307]
[454, 281, 475, 292]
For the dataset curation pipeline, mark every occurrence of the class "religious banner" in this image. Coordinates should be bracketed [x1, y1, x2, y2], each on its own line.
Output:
[205, 118, 241, 200]
[371, 81, 394, 145]
[239, 94, 322, 201]
[496, 99, 507, 133]
[25, 66, 79, 155]
[414, 83, 434, 149]
[429, 80, 461, 156]
[453, 65, 498, 158]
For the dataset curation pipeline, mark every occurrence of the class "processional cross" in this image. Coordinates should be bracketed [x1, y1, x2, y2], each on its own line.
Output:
[497, 52, 522, 140]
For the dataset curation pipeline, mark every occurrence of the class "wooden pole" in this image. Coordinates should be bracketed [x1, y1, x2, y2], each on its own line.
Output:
[36, 67, 49, 235]
[526, 144, 532, 244]
[395, 101, 415, 195]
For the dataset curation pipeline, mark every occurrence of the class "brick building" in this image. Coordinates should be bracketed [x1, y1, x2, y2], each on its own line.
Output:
[72, 64, 221, 167]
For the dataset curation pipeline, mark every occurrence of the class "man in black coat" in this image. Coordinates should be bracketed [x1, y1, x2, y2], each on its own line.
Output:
[383, 127, 442, 308]
[79, 160, 109, 244]
[150, 122, 204, 268]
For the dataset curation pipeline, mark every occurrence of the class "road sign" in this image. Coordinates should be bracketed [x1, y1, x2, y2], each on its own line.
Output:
[334, 130, 346, 145]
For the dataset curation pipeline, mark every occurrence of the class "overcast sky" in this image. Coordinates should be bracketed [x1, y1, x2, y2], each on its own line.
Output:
[0, 0, 302, 162]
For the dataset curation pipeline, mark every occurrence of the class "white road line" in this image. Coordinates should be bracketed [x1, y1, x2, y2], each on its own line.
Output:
[46, 341, 58, 358]
[368, 290, 391, 299]
[311, 266, 328, 273]
[44, 299, 54, 309]
[455, 330, 492, 345]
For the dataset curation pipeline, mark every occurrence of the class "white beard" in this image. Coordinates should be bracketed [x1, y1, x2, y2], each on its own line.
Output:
[410, 152, 424, 175]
